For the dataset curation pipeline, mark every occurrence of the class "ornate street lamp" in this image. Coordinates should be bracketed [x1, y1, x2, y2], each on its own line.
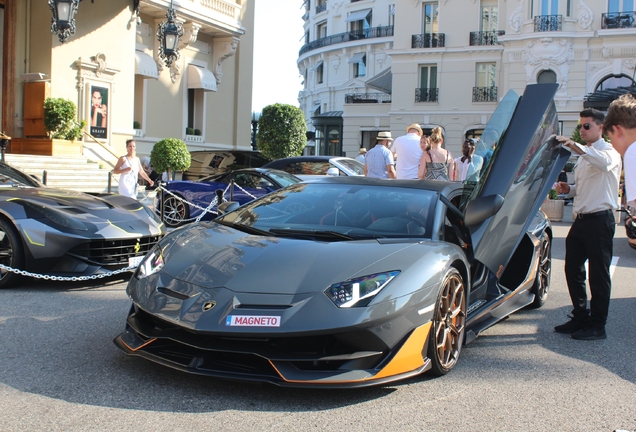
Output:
[49, 0, 79, 43]
[157, 0, 184, 68]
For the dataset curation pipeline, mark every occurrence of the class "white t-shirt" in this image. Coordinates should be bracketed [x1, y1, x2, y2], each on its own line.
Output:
[391, 133, 423, 179]
[624, 141, 636, 209]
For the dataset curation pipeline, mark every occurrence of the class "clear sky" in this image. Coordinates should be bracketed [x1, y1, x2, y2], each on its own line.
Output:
[252, 0, 304, 113]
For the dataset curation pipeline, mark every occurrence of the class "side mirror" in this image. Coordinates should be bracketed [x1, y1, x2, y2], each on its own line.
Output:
[217, 201, 240, 215]
[327, 167, 340, 176]
[463, 194, 504, 227]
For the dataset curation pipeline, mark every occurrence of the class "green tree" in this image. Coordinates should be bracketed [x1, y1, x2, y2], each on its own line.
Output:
[150, 138, 191, 179]
[256, 103, 307, 160]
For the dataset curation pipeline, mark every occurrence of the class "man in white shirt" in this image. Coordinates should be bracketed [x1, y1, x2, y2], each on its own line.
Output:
[554, 109, 622, 340]
[391, 123, 423, 179]
[603, 94, 636, 250]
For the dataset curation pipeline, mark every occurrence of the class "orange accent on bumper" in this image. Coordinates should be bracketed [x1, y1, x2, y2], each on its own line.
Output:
[120, 337, 157, 352]
[268, 321, 432, 384]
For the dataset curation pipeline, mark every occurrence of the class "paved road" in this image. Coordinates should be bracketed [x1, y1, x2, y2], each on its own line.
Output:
[1, 210, 635, 431]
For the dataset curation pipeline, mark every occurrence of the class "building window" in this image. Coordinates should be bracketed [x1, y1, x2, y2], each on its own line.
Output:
[350, 53, 366, 78]
[476, 63, 496, 87]
[422, 2, 439, 34]
[595, 74, 635, 91]
[349, 10, 372, 33]
[537, 69, 557, 84]
[481, 5, 498, 31]
[304, 31, 309, 45]
[187, 88, 205, 134]
[316, 63, 324, 84]
[389, 4, 395, 26]
[474, 63, 497, 102]
[303, 70, 308, 89]
[532, 0, 560, 17]
[416, 65, 438, 102]
[608, 0, 634, 12]
[317, 21, 327, 39]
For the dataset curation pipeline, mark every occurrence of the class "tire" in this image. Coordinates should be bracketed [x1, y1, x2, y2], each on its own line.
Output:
[161, 195, 190, 228]
[528, 232, 551, 309]
[427, 268, 466, 376]
[0, 219, 25, 289]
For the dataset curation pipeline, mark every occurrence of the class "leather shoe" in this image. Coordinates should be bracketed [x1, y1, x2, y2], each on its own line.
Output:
[554, 316, 587, 334]
[571, 326, 606, 340]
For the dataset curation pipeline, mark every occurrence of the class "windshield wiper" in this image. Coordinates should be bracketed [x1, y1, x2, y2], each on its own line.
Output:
[214, 220, 272, 236]
[269, 228, 355, 241]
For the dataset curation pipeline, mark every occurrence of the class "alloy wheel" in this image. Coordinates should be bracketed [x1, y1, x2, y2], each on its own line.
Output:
[162, 196, 189, 227]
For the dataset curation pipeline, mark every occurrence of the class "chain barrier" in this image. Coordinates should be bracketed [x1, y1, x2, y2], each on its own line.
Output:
[155, 181, 259, 225]
[0, 263, 138, 282]
[0, 182, 262, 282]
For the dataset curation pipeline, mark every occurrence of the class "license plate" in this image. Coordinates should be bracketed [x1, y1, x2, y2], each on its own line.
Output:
[129, 255, 145, 267]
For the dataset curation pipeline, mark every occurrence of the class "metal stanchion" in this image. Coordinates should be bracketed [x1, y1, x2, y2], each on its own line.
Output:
[108, 171, 112, 193]
[160, 183, 165, 224]
[229, 179, 234, 201]
[42, 170, 47, 185]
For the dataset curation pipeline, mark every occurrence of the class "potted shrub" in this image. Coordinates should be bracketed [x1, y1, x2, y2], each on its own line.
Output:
[541, 187, 564, 222]
[11, 97, 85, 156]
[150, 138, 191, 181]
[564, 161, 575, 184]
[186, 127, 195, 136]
[44, 98, 86, 141]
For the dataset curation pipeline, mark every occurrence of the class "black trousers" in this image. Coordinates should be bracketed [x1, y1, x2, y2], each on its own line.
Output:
[564, 211, 615, 328]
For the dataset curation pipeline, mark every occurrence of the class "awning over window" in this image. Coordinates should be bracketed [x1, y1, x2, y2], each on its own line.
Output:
[187, 64, 217, 92]
[345, 9, 371, 22]
[310, 61, 324, 71]
[365, 68, 392, 94]
[348, 52, 366, 64]
[135, 50, 158, 79]
[583, 85, 636, 110]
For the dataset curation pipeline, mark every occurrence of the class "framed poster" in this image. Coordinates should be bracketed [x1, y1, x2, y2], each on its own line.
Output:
[89, 84, 109, 139]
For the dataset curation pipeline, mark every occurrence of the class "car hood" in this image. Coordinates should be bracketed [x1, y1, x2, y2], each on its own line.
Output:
[1, 187, 163, 229]
[157, 222, 446, 296]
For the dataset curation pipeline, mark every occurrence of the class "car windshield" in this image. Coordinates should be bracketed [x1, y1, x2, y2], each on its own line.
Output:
[335, 158, 364, 175]
[216, 183, 437, 240]
[0, 163, 40, 188]
[266, 170, 302, 187]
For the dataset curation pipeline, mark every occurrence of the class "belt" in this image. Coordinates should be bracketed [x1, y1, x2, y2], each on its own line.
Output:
[576, 209, 613, 219]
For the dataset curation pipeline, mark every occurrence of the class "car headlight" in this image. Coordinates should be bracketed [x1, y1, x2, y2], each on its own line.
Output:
[136, 246, 165, 279]
[325, 271, 400, 308]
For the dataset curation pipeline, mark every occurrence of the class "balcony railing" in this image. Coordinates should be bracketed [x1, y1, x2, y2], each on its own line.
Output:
[299, 26, 394, 56]
[316, 2, 327, 14]
[534, 15, 562, 32]
[473, 87, 498, 102]
[412, 33, 445, 48]
[415, 88, 439, 102]
[345, 93, 392, 104]
[469, 30, 505, 46]
[601, 11, 636, 29]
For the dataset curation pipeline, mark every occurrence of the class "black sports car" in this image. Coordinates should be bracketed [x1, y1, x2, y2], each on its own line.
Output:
[157, 168, 301, 227]
[0, 162, 165, 288]
[115, 84, 570, 387]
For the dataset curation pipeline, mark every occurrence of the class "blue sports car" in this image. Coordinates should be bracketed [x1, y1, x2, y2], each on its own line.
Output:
[156, 168, 301, 227]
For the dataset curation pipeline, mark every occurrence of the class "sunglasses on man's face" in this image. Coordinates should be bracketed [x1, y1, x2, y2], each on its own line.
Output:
[576, 123, 593, 131]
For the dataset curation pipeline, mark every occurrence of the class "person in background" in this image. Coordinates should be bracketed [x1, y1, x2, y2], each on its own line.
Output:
[355, 148, 367, 163]
[419, 126, 454, 180]
[113, 139, 154, 199]
[140, 157, 163, 190]
[420, 134, 431, 153]
[603, 93, 636, 249]
[452, 138, 483, 182]
[391, 123, 423, 179]
[364, 131, 396, 179]
[554, 108, 622, 340]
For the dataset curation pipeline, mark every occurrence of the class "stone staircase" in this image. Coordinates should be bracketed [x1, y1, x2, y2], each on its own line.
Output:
[5, 153, 115, 193]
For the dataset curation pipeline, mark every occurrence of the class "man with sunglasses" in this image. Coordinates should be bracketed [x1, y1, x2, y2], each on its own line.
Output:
[554, 109, 622, 340]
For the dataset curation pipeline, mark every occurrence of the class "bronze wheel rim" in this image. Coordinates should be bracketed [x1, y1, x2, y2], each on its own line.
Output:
[536, 235, 551, 301]
[434, 273, 466, 370]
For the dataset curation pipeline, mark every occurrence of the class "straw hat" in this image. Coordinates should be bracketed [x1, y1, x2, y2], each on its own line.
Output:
[376, 131, 394, 142]
[406, 123, 423, 136]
